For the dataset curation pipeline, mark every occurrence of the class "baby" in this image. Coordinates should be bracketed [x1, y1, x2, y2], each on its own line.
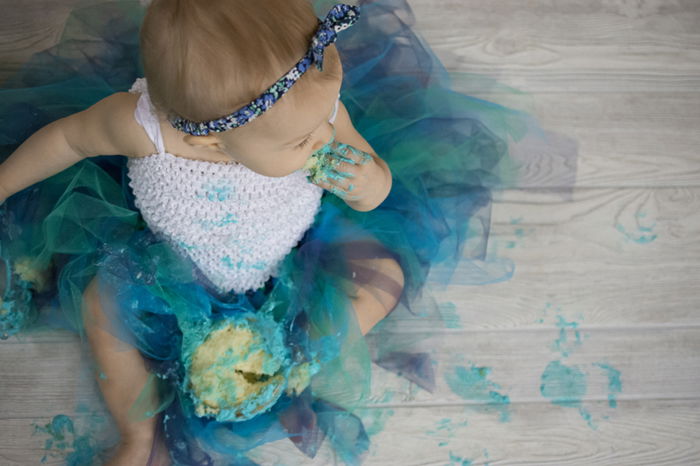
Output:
[0, 0, 406, 464]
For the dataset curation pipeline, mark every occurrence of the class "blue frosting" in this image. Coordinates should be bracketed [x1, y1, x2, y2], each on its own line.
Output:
[0, 253, 39, 340]
[180, 310, 293, 422]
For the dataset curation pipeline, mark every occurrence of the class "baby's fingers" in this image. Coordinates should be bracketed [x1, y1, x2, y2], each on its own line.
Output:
[324, 166, 355, 183]
[334, 143, 374, 166]
[315, 177, 362, 201]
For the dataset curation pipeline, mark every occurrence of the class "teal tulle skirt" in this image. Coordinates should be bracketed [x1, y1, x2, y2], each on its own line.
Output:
[0, 0, 556, 464]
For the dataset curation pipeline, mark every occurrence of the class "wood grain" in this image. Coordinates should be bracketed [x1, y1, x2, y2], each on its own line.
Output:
[1, 0, 699, 464]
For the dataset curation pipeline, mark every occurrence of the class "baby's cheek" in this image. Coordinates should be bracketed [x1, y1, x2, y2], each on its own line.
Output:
[310, 139, 326, 153]
[311, 123, 335, 152]
[247, 149, 315, 177]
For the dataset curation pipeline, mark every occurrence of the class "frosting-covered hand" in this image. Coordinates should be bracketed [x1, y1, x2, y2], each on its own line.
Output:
[304, 134, 388, 210]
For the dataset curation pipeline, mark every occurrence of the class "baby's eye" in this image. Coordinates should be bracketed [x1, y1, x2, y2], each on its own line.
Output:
[295, 135, 312, 150]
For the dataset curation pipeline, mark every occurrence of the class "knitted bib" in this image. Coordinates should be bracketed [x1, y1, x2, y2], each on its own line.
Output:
[126, 78, 339, 294]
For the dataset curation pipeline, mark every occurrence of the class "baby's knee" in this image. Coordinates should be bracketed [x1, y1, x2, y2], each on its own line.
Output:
[377, 256, 405, 315]
[352, 255, 405, 317]
[375, 256, 405, 295]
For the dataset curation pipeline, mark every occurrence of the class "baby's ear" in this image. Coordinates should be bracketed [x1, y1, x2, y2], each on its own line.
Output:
[183, 134, 226, 152]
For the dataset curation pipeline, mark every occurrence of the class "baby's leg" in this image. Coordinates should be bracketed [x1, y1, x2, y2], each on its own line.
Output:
[82, 277, 170, 466]
[340, 240, 405, 336]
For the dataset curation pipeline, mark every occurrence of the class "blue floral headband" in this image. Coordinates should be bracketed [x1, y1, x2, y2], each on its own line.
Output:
[168, 3, 360, 136]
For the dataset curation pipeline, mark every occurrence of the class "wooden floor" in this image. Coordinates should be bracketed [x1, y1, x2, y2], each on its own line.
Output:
[1, 0, 699, 464]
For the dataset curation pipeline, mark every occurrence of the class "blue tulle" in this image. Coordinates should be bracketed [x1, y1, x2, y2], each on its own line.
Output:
[0, 0, 555, 464]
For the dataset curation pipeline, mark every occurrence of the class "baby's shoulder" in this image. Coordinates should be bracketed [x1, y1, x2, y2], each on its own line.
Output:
[102, 91, 158, 158]
[62, 91, 156, 159]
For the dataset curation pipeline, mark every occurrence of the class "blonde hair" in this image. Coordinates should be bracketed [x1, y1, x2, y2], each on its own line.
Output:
[140, 0, 342, 123]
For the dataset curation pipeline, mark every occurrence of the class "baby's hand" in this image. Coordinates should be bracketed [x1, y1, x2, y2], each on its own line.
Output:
[308, 141, 385, 206]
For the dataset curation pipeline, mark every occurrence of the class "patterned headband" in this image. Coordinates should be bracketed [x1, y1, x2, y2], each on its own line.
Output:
[168, 3, 360, 136]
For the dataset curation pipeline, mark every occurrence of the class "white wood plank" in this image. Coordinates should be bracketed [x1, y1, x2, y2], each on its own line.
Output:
[417, 187, 700, 330]
[4, 326, 700, 416]
[413, 327, 700, 403]
[488, 93, 700, 189]
[3, 395, 699, 464]
[348, 400, 700, 466]
[407, 0, 700, 93]
[0, 336, 102, 419]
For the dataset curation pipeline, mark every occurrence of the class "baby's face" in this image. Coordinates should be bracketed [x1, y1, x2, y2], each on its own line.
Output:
[182, 51, 344, 178]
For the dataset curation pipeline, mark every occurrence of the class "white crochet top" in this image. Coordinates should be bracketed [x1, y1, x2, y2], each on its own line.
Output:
[126, 77, 339, 294]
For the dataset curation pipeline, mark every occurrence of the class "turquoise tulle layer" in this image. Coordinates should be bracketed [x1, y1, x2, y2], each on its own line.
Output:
[0, 0, 548, 464]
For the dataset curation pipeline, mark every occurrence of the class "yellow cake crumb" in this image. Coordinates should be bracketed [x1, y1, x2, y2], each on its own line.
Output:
[13, 257, 49, 292]
[188, 320, 286, 419]
[285, 361, 314, 396]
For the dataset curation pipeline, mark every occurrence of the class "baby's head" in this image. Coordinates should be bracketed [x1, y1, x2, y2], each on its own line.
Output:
[140, 0, 345, 176]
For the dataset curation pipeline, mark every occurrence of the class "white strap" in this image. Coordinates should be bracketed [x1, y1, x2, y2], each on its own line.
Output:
[129, 78, 166, 155]
[328, 93, 340, 124]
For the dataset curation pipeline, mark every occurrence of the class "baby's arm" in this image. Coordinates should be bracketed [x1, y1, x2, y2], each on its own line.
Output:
[331, 101, 392, 212]
[0, 92, 136, 202]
